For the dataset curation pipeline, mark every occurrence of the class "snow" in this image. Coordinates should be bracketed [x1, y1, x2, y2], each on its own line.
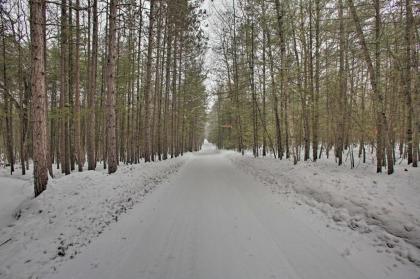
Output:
[47, 148, 370, 279]
[229, 151, 420, 270]
[1, 142, 419, 279]
[0, 157, 188, 279]
[0, 168, 33, 229]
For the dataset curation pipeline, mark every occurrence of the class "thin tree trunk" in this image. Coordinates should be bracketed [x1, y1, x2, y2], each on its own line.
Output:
[261, 3, 267, 157]
[337, 0, 345, 166]
[171, 29, 177, 159]
[404, 0, 414, 165]
[1, 23, 14, 174]
[151, 3, 162, 161]
[74, 0, 82, 171]
[143, 0, 155, 162]
[68, 0, 75, 171]
[348, 0, 393, 174]
[232, 0, 243, 154]
[106, 0, 118, 174]
[163, 13, 172, 160]
[87, 0, 98, 170]
[60, 0, 70, 175]
[267, 31, 282, 159]
[313, 0, 320, 161]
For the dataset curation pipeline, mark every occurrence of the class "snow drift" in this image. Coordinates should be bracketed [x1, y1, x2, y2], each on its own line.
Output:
[0, 156, 188, 279]
[229, 153, 420, 267]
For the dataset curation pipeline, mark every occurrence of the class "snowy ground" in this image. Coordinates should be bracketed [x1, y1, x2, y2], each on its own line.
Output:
[0, 157, 188, 279]
[229, 152, 420, 267]
[0, 174, 32, 230]
[0, 143, 419, 278]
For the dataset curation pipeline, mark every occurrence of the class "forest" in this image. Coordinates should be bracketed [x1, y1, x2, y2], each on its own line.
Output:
[207, 0, 419, 174]
[1, 0, 420, 278]
[0, 0, 419, 196]
[0, 0, 208, 196]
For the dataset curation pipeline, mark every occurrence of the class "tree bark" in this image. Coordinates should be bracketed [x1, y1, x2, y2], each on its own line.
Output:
[143, 0, 155, 162]
[106, 0, 118, 174]
[87, 0, 98, 170]
[30, 0, 49, 196]
[312, 0, 320, 161]
[1, 23, 14, 174]
[60, 0, 70, 175]
[404, 0, 414, 165]
[337, 0, 345, 166]
[163, 11, 172, 160]
[74, 0, 82, 171]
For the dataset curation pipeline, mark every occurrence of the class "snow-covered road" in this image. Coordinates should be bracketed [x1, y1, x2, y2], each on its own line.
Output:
[48, 147, 370, 279]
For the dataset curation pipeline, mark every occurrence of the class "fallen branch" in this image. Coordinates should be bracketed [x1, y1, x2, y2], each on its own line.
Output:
[0, 238, 12, 247]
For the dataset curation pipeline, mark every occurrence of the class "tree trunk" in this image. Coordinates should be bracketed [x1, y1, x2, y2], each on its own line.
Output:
[337, 0, 345, 166]
[2, 25, 14, 174]
[232, 0, 243, 154]
[106, 0, 118, 174]
[143, 0, 155, 162]
[348, 0, 393, 174]
[87, 0, 98, 170]
[30, 0, 49, 196]
[313, 0, 320, 161]
[261, 2, 267, 157]
[74, 0, 82, 171]
[60, 0, 70, 175]
[267, 31, 282, 159]
[68, 0, 75, 171]
[163, 14, 172, 160]
[404, 0, 414, 165]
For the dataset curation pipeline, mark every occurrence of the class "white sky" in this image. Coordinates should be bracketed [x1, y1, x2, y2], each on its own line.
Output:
[201, 0, 232, 109]
[201, 0, 228, 92]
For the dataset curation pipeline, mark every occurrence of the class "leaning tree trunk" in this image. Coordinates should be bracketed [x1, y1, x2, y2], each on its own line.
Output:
[348, 0, 393, 174]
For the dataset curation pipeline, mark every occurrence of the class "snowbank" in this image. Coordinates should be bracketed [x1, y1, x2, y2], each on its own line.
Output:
[229, 153, 420, 267]
[0, 156, 188, 279]
[0, 177, 32, 229]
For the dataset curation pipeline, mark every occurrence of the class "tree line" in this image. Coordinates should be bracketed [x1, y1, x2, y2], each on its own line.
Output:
[1, 0, 208, 196]
[207, 0, 419, 174]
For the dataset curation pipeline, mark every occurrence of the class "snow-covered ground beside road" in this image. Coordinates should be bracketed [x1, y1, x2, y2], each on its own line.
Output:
[0, 156, 188, 279]
[229, 151, 420, 271]
[1, 142, 420, 279]
[45, 146, 420, 279]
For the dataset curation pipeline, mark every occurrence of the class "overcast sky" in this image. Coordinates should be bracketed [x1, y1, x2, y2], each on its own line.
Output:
[201, 0, 228, 92]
